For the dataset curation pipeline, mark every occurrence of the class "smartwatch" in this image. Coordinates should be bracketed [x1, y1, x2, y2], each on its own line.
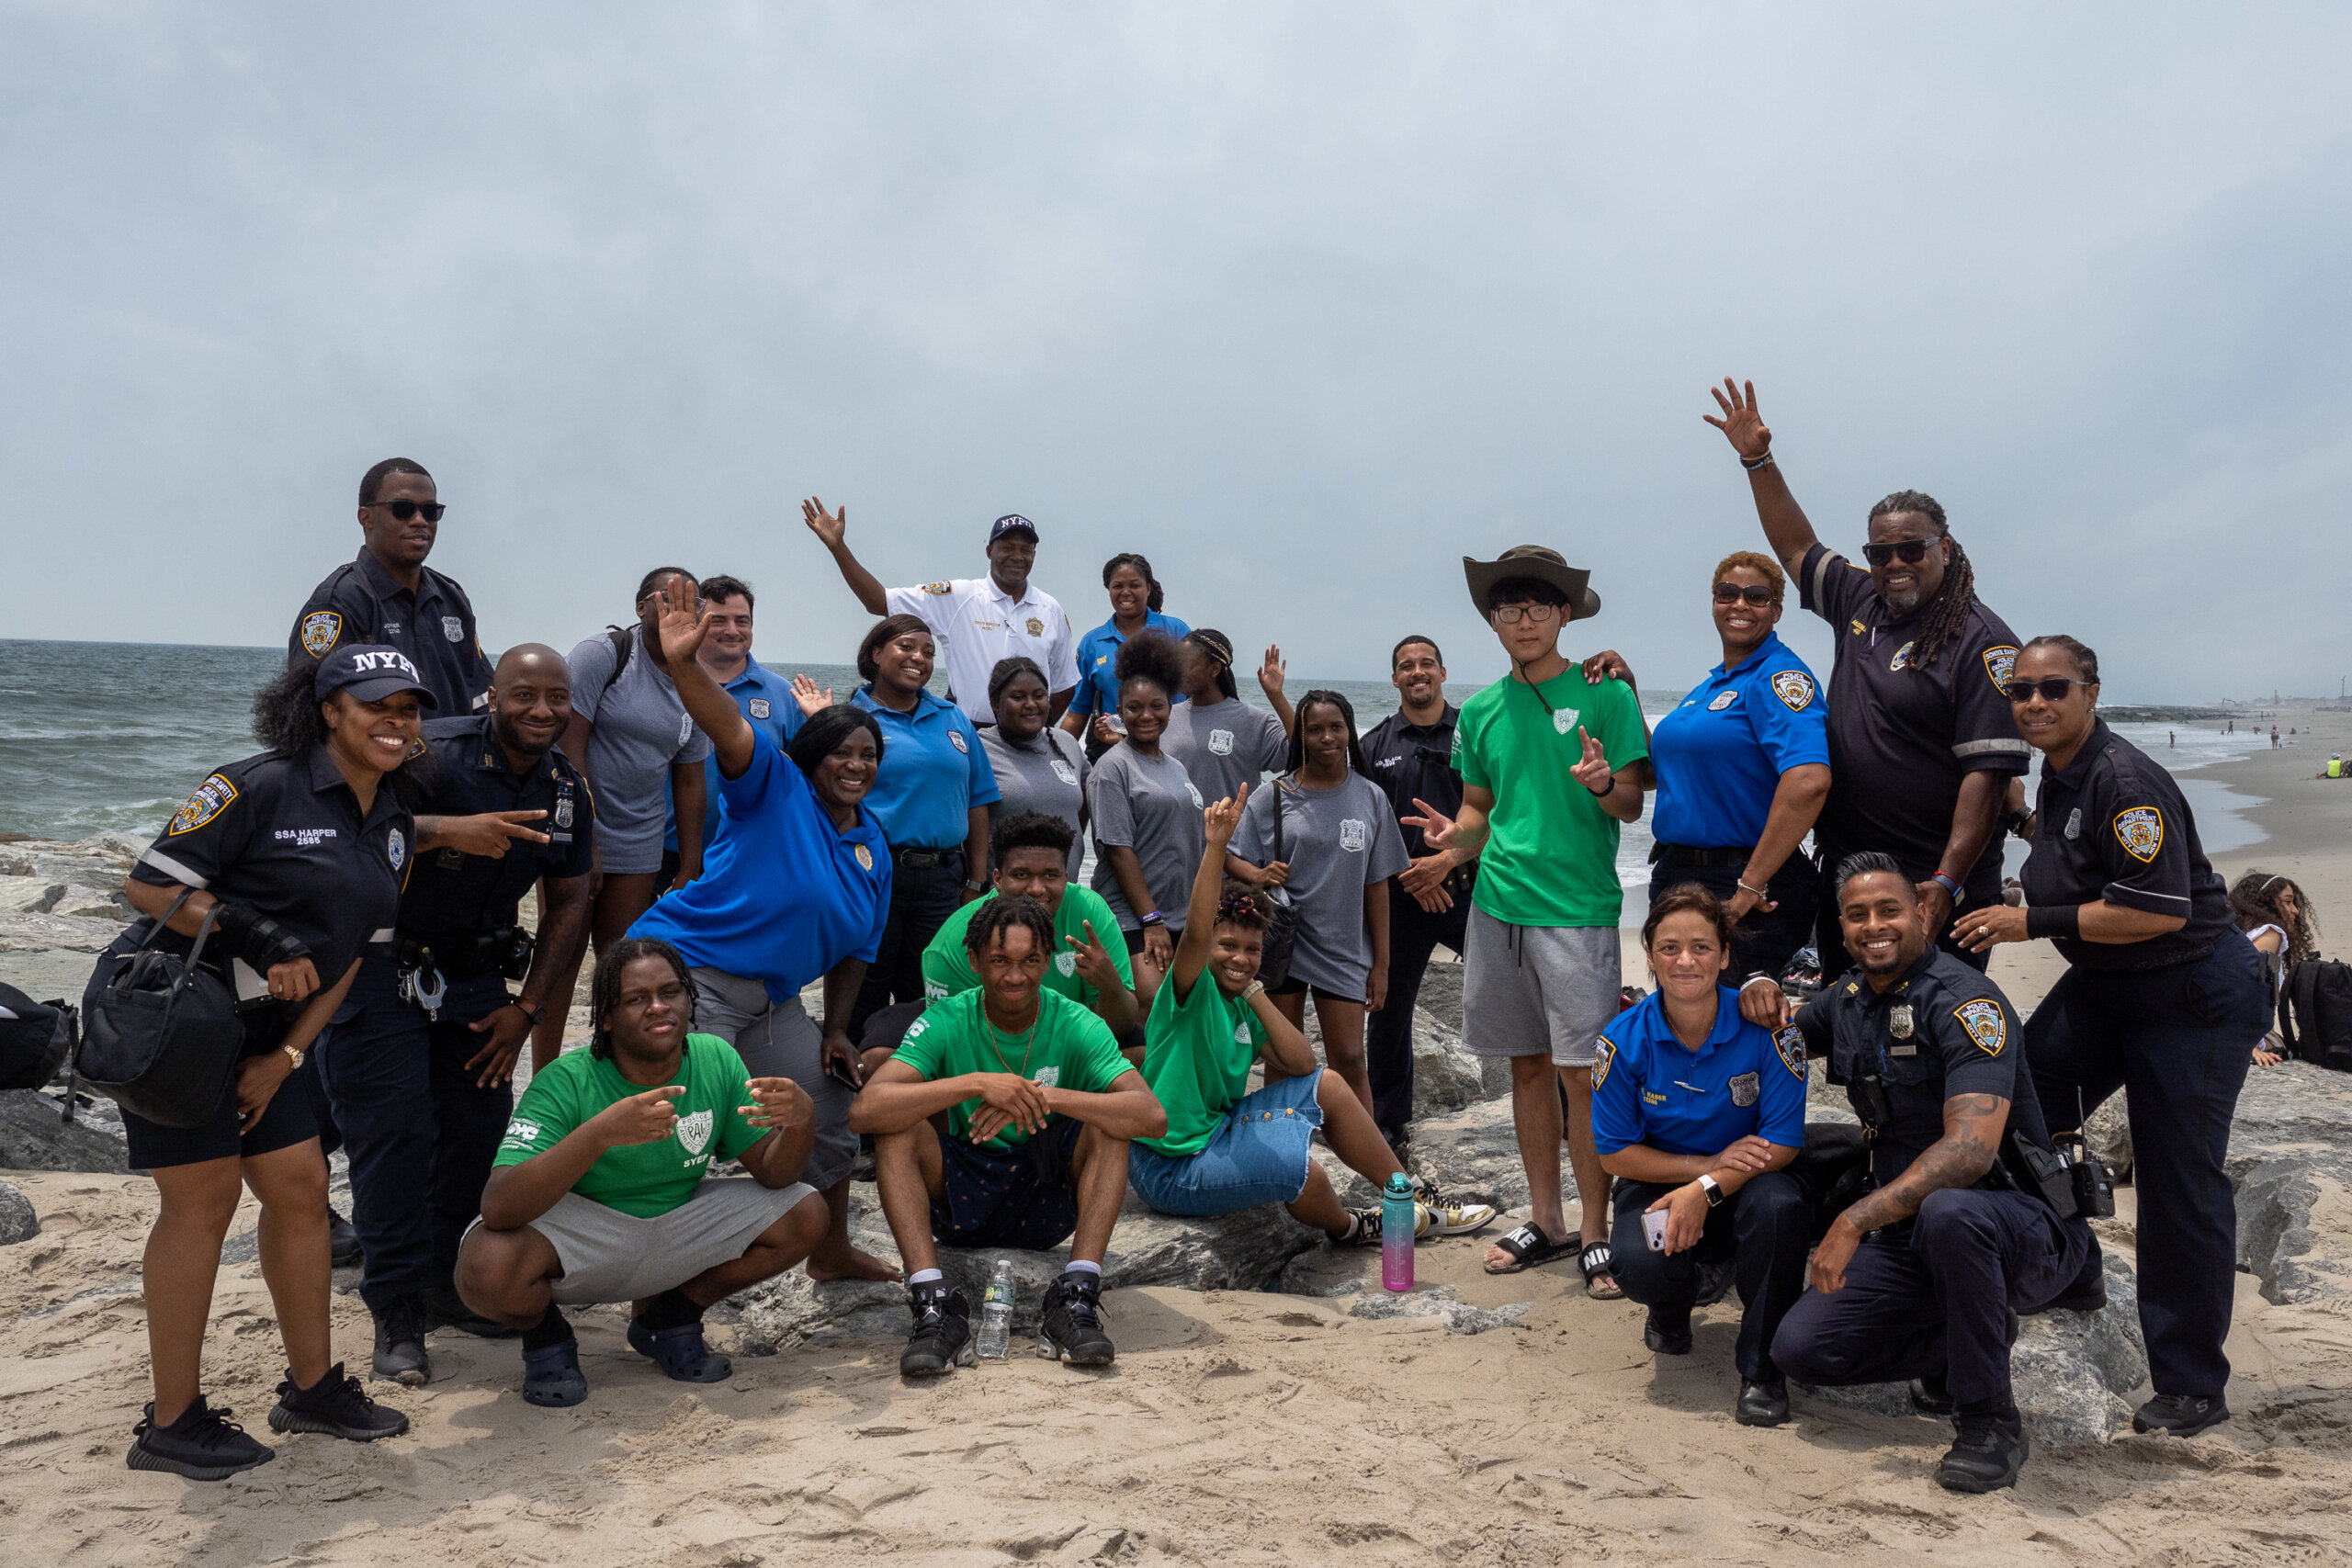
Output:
[511, 1000, 548, 1027]
[1697, 1173, 1724, 1208]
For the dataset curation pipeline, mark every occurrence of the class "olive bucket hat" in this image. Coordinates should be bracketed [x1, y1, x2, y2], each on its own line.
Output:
[1462, 545, 1602, 621]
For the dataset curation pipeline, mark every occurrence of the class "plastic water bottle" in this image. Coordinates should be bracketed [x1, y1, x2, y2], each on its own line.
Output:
[976, 1259, 1016, 1359]
[1381, 1173, 1417, 1292]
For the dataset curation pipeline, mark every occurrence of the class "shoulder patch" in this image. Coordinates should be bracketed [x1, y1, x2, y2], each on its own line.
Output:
[2114, 806, 2164, 863]
[1953, 998, 2007, 1056]
[1591, 1035, 1614, 1088]
[1982, 644, 2018, 689]
[300, 610, 343, 658]
[1774, 1025, 1807, 1078]
[1770, 670, 1815, 711]
[167, 773, 239, 835]
[922, 581, 953, 594]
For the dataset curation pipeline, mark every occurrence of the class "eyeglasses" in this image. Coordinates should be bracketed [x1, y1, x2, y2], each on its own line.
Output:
[1861, 538, 1934, 568]
[370, 500, 447, 523]
[2001, 678, 2092, 703]
[1491, 604, 1560, 625]
[1712, 583, 1776, 606]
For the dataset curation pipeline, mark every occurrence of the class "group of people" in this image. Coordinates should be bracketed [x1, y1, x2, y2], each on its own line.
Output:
[87, 378, 2282, 1498]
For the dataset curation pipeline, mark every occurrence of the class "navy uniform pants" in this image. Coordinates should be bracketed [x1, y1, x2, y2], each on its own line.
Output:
[851, 855, 963, 1039]
[318, 960, 516, 1315]
[1649, 857, 1816, 986]
[1611, 1169, 1810, 1382]
[1772, 1188, 2092, 1408]
[2029, 932, 2267, 1397]
[1365, 882, 1469, 1140]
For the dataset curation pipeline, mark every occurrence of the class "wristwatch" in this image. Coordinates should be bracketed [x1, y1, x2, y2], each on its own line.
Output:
[281, 1043, 306, 1071]
[510, 1000, 548, 1027]
[963, 878, 986, 894]
[1697, 1173, 1724, 1208]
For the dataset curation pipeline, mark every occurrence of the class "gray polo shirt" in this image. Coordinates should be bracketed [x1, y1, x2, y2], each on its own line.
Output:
[566, 626, 713, 874]
[1161, 697, 1287, 808]
[1087, 744, 1205, 933]
[1230, 772, 1410, 994]
[979, 724, 1089, 880]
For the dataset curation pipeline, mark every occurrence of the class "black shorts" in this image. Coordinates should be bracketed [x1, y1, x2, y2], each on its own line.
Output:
[932, 1117, 1083, 1250]
[1267, 978, 1357, 1003]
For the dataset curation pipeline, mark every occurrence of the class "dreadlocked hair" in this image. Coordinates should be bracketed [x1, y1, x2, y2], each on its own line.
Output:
[1867, 490, 1974, 671]
[1214, 878, 1272, 931]
[963, 895, 1056, 958]
[589, 937, 698, 1060]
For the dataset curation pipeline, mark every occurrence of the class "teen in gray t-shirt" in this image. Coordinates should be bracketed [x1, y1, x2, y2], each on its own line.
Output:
[1087, 744, 1205, 936]
[979, 724, 1088, 880]
[1161, 697, 1287, 807]
[567, 624, 712, 874]
[1230, 772, 1409, 995]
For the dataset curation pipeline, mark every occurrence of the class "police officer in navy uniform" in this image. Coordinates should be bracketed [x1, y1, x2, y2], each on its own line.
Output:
[1955, 636, 2269, 1440]
[1748, 852, 2098, 1494]
[289, 457, 493, 716]
[94, 645, 424, 1480]
[319, 643, 598, 1385]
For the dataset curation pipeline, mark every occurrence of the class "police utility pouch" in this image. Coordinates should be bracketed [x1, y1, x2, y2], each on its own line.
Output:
[77, 892, 249, 1129]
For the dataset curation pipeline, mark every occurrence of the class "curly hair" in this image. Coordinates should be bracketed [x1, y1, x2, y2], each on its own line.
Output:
[1867, 491, 1974, 672]
[1214, 878, 1272, 931]
[990, 809, 1076, 865]
[590, 936, 699, 1060]
[2228, 871, 2317, 967]
[1114, 627, 1184, 699]
[251, 661, 428, 807]
[963, 895, 1057, 959]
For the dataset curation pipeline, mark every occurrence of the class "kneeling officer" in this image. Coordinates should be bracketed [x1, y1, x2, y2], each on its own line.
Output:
[1744, 852, 2100, 1494]
[320, 644, 596, 1383]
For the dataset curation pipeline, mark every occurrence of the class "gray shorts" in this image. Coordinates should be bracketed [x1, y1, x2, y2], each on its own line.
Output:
[520, 1177, 812, 1305]
[1461, 905, 1620, 1066]
[691, 966, 856, 1191]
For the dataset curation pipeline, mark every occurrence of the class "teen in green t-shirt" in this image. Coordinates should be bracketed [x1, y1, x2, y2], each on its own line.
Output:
[455, 939, 830, 1410]
[1129, 786, 1496, 1243]
[852, 897, 1166, 1376]
[1407, 547, 1653, 1294]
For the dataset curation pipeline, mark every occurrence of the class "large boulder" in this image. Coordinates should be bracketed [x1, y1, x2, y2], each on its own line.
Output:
[0, 1089, 130, 1173]
[2228, 1060, 2352, 1304]
[0, 1179, 37, 1245]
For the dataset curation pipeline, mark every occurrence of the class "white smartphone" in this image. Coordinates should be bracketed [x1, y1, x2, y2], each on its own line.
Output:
[1641, 1208, 1670, 1252]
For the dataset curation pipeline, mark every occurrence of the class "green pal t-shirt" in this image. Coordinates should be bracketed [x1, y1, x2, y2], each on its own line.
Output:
[1136, 971, 1267, 1157]
[892, 987, 1134, 1151]
[492, 1033, 768, 1219]
[1453, 669, 1648, 928]
[922, 886, 1136, 1009]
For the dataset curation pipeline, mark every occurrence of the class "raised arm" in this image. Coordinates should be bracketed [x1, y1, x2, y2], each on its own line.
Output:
[1704, 378, 1821, 582]
[1170, 786, 1248, 999]
[801, 495, 888, 615]
[651, 574, 755, 778]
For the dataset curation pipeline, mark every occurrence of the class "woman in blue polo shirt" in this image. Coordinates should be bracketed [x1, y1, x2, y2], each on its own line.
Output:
[1592, 884, 1810, 1428]
[629, 577, 899, 1283]
[1629, 551, 1830, 984]
[1061, 553, 1191, 760]
[847, 613, 1000, 1034]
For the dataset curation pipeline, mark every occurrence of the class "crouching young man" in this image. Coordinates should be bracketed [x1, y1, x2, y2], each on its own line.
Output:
[455, 937, 830, 1407]
[850, 897, 1167, 1374]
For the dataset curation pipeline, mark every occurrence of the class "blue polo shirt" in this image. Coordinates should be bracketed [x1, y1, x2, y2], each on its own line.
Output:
[1590, 987, 1807, 1158]
[1067, 610, 1194, 718]
[851, 686, 1001, 850]
[1647, 632, 1829, 849]
[664, 660, 806, 854]
[630, 739, 890, 1001]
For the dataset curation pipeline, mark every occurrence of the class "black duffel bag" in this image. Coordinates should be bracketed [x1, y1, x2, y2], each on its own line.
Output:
[2279, 958, 2352, 1073]
[76, 894, 249, 1128]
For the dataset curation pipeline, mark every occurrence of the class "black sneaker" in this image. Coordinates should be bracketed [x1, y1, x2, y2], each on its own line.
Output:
[327, 1208, 365, 1269]
[1938, 1408, 2028, 1493]
[1644, 1305, 1693, 1356]
[127, 1396, 276, 1481]
[422, 1283, 519, 1339]
[269, 1363, 410, 1441]
[2132, 1393, 2230, 1437]
[1039, 1271, 1116, 1366]
[1735, 1377, 1791, 1427]
[371, 1293, 430, 1386]
[900, 1281, 973, 1376]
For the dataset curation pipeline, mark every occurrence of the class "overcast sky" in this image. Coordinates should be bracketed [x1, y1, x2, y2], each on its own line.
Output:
[4, 5, 2347, 703]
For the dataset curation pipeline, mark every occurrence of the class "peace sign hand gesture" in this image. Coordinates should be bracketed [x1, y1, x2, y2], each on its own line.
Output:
[653, 571, 714, 663]
[1570, 727, 1613, 794]
[1703, 378, 1772, 462]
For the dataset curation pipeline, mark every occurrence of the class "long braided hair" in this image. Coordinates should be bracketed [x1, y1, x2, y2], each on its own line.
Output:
[1868, 490, 1974, 671]
[589, 937, 699, 1060]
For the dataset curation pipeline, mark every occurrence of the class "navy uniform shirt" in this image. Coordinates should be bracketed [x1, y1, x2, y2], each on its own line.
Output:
[400, 716, 598, 944]
[289, 549, 493, 716]
[850, 685, 1001, 851]
[1590, 987, 1809, 1159]
[1648, 632, 1829, 849]
[2020, 717, 2233, 974]
[1795, 947, 2054, 1189]
[1796, 544, 2029, 882]
[130, 747, 411, 997]
[1362, 702, 1462, 861]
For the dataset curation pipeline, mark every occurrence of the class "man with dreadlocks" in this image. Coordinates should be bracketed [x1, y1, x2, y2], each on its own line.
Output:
[1706, 379, 2030, 972]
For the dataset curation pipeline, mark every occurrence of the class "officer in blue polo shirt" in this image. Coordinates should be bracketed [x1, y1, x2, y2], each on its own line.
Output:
[1062, 552, 1192, 757]
[1592, 883, 1810, 1427]
[658, 575, 805, 882]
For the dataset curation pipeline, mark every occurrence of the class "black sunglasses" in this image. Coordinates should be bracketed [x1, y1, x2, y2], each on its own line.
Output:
[1712, 583, 1776, 606]
[2001, 678, 2092, 703]
[371, 499, 447, 523]
[1861, 538, 1934, 567]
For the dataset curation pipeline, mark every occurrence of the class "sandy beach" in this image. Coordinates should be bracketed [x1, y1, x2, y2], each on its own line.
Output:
[6, 715, 2352, 1565]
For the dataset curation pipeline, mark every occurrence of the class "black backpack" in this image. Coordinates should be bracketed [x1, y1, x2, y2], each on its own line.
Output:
[2279, 959, 2352, 1073]
[0, 982, 74, 1092]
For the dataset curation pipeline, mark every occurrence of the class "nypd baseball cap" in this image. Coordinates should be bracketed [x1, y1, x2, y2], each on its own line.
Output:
[314, 644, 440, 709]
[989, 513, 1039, 544]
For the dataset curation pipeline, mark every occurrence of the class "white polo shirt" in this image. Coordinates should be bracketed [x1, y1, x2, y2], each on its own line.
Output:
[885, 574, 1080, 723]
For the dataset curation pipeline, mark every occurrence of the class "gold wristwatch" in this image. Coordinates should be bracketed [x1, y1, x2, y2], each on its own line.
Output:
[282, 1043, 306, 1071]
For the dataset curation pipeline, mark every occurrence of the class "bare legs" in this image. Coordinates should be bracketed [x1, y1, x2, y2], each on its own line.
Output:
[530, 871, 664, 1071]
[455, 1190, 829, 1325]
[1283, 1070, 1409, 1235]
[805, 1176, 900, 1283]
[1268, 991, 1375, 1114]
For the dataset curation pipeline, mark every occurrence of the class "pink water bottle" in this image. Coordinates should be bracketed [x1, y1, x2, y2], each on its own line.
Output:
[1381, 1172, 1416, 1292]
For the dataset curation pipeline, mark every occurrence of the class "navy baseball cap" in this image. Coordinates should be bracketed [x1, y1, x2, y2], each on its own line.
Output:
[314, 644, 439, 709]
[989, 513, 1039, 544]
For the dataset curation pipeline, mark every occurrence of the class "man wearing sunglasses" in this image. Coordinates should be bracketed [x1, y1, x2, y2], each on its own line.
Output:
[1705, 380, 2029, 971]
[288, 458, 494, 718]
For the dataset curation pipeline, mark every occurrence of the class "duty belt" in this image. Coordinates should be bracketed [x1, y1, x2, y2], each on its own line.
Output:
[891, 846, 964, 870]
[1651, 843, 1754, 869]
[390, 927, 528, 1020]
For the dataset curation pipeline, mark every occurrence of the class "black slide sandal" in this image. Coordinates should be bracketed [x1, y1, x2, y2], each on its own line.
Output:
[1484, 1222, 1579, 1275]
[1579, 1239, 1625, 1300]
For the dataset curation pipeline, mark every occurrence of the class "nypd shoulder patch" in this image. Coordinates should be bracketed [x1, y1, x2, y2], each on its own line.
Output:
[1774, 1025, 1806, 1078]
[1954, 998, 2007, 1056]
[922, 581, 953, 595]
[1770, 670, 1815, 711]
[2114, 806, 2164, 863]
[167, 773, 239, 836]
[1983, 644, 2019, 689]
[300, 610, 342, 658]
[1591, 1035, 1615, 1088]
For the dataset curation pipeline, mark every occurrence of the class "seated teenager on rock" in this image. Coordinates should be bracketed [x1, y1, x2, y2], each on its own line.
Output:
[1130, 786, 1497, 1243]
[849, 898, 1167, 1375]
[455, 938, 828, 1408]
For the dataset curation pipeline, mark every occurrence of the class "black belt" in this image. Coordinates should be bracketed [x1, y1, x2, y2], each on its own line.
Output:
[891, 846, 966, 870]
[1651, 843, 1753, 869]
[390, 928, 520, 984]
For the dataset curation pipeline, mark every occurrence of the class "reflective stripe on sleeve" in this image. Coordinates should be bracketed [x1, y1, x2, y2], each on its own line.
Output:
[1809, 550, 1838, 607]
[139, 848, 209, 889]
[370, 928, 395, 942]
[1951, 738, 2031, 759]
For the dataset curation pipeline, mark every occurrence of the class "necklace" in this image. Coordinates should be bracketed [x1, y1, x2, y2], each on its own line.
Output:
[983, 1005, 1041, 1077]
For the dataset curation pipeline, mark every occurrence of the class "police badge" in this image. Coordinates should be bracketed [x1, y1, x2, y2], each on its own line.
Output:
[2114, 807, 2165, 863]
[1729, 1071, 1760, 1108]
[949, 730, 968, 754]
[1055, 951, 1078, 976]
[854, 843, 875, 871]
[1025, 616, 1044, 637]
[554, 795, 574, 829]
[442, 615, 465, 642]
[675, 1110, 713, 1156]
[1050, 760, 1077, 784]
[1339, 819, 1369, 852]
[749, 698, 771, 720]
[387, 827, 407, 870]
[1207, 729, 1234, 756]
[1889, 1003, 1914, 1039]
[1889, 640, 1915, 672]
[1954, 998, 2007, 1055]
[1707, 690, 1739, 711]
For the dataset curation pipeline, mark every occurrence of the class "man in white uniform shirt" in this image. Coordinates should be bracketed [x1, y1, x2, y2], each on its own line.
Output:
[802, 499, 1080, 725]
